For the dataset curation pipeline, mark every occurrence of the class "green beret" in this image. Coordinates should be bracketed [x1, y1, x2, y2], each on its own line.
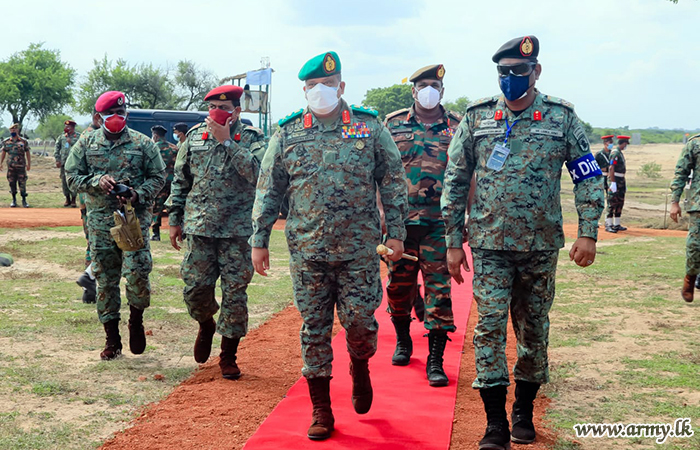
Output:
[409, 64, 445, 83]
[0, 253, 13, 267]
[298, 51, 341, 81]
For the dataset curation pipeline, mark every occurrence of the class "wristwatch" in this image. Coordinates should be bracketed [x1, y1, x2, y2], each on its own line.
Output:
[223, 139, 233, 148]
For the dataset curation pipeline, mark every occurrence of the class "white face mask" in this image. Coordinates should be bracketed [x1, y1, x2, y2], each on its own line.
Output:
[416, 86, 441, 110]
[305, 83, 340, 115]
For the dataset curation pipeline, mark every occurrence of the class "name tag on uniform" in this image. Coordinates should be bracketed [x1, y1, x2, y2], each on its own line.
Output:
[531, 128, 563, 138]
[479, 119, 497, 128]
[287, 133, 315, 145]
[190, 139, 205, 147]
[474, 128, 505, 137]
[566, 153, 602, 184]
[486, 144, 510, 171]
[124, 150, 142, 156]
[190, 146, 207, 151]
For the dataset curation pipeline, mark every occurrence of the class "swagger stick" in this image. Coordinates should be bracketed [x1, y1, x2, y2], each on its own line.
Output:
[376, 244, 419, 262]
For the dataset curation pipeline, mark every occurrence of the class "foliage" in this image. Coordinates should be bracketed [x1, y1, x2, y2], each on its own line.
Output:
[173, 60, 217, 111]
[443, 96, 470, 115]
[591, 127, 698, 145]
[0, 43, 76, 127]
[638, 161, 662, 179]
[362, 84, 414, 120]
[35, 114, 72, 141]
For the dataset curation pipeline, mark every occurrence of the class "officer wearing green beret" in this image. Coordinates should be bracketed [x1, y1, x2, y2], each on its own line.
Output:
[441, 35, 604, 449]
[251, 51, 408, 440]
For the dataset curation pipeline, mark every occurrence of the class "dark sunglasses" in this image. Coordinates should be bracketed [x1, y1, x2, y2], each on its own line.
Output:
[497, 63, 536, 78]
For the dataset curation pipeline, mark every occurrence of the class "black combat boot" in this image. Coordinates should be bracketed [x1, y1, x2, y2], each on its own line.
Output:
[76, 272, 96, 304]
[193, 317, 216, 363]
[604, 224, 617, 233]
[349, 357, 373, 414]
[128, 305, 146, 354]
[100, 319, 122, 361]
[613, 224, 627, 231]
[151, 225, 160, 241]
[391, 316, 412, 366]
[21, 195, 29, 208]
[63, 195, 71, 207]
[306, 377, 334, 440]
[511, 380, 540, 444]
[10, 194, 17, 208]
[479, 386, 511, 450]
[219, 336, 241, 380]
[695, 276, 700, 290]
[426, 330, 450, 387]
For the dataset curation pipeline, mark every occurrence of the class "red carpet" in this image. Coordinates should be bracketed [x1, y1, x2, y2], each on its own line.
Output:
[243, 249, 474, 450]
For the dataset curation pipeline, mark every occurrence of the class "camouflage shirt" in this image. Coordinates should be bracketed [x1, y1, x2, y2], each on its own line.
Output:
[594, 147, 611, 175]
[167, 120, 266, 238]
[670, 134, 700, 209]
[2, 136, 31, 168]
[385, 104, 461, 225]
[609, 147, 626, 177]
[65, 127, 166, 217]
[156, 139, 179, 184]
[54, 131, 81, 165]
[251, 100, 408, 261]
[441, 92, 604, 251]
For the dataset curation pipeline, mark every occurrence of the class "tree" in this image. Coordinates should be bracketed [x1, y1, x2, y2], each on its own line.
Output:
[362, 84, 414, 120]
[134, 63, 175, 109]
[173, 60, 217, 111]
[443, 96, 470, 115]
[76, 56, 139, 114]
[35, 114, 73, 141]
[0, 43, 76, 127]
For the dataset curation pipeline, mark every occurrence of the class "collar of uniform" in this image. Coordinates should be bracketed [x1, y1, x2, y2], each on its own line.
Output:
[230, 118, 243, 136]
[303, 98, 351, 132]
[95, 127, 133, 147]
[407, 103, 449, 128]
[496, 90, 543, 121]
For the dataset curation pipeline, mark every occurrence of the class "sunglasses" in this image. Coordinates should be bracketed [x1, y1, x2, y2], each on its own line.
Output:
[497, 63, 536, 78]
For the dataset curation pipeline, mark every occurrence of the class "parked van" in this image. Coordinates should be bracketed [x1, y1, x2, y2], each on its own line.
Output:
[126, 109, 209, 144]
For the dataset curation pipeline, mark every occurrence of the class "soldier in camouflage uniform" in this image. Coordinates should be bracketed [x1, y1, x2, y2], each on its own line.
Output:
[66, 91, 166, 361]
[54, 120, 81, 207]
[441, 36, 604, 449]
[0, 123, 31, 208]
[251, 51, 408, 441]
[670, 133, 700, 303]
[383, 64, 460, 387]
[607, 135, 630, 232]
[173, 122, 189, 149]
[167, 85, 266, 380]
[595, 135, 615, 231]
[150, 125, 178, 241]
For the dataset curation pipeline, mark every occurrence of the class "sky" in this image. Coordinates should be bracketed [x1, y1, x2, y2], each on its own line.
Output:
[3, 0, 699, 130]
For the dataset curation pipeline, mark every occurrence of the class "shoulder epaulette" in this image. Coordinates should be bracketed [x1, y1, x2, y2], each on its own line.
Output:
[542, 95, 575, 110]
[243, 125, 264, 137]
[688, 134, 700, 143]
[350, 104, 379, 117]
[385, 108, 410, 122]
[278, 109, 304, 127]
[186, 122, 205, 136]
[466, 96, 499, 111]
[446, 110, 463, 123]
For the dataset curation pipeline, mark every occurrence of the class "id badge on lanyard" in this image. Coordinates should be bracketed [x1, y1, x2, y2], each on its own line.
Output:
[486, 118, 518, 172]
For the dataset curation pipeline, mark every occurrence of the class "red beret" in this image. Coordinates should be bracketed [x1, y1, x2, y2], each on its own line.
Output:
[601, 135, 614, 140]
[205, 85, 243, 102]
[95, 91, 126, 113]
[64, 120, 77, 126]
[617, 135, 631, 140]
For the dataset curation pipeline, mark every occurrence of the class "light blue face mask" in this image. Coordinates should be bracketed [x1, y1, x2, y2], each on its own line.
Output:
[607, 143, 613, 150]
[173, 133, 179, 141]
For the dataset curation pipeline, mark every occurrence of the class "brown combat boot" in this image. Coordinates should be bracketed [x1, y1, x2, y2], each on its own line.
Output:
[100, 319, 122, 361]
[128, 305, 146, 354]
[349, 357, 373, 414]
[219, 336, 241, 380]
[193, 317, 216, 363]
[682, 275, 696, 303]
[307, 377, 334, 440]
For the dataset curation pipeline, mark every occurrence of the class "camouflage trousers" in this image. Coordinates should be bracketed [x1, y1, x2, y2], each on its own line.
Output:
[6, 166, 27, 195]
[181, 235, 252, 339]
[290, 254, 382, 379]
[686, 213, 700, 276]
[386, 223, 455, 332]
[88, 210, 152, 323]
[59, 166, 72, 199]
[152, 182, 171, 227]
[471, 248, 558, 389]
[607, 179, 626, 218]
[81, 206, 91, 265]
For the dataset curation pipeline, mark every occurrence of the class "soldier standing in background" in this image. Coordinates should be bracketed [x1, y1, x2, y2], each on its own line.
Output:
[150, 125, 178, 242]
[383, 64, 460, 387]
[0, 123, 31, 208]
[55, 120, 80, 207]
[607, 135, 630, 232]
[167, 85, 266, 379]
[441, 36, 604, 449]
[595, 135, 615, 231]
[173, 122, 189, 148]
[251, 51, 408, 441]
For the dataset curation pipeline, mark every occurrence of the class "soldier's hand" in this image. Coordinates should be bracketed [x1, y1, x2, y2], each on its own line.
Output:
[170, 225, 183, 250]
[570, 237, 596, 267]
[55, 161, 61, 168]
[117, 188, 138, 207]
[384, 239, 404, 263]
[670, 202, 682, 223]
[252, 247, 270, 276]
[26, 164, 30, 171]
[205, 116, 232, 144]
[447, 248, 470, 284]
[99, 175, 116, 194]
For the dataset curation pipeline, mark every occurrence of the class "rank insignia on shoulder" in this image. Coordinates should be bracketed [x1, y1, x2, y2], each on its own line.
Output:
[439, 128, 455, 138]
[342, 122, 371, 139]
[533, 110, 542, 121]
[342, 109, 351, 124]
[494, 110, 504, 120]
[304, 113, 313, 129]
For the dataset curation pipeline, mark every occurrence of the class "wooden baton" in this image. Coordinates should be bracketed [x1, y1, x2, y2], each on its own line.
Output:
[376, 244, 418, 262]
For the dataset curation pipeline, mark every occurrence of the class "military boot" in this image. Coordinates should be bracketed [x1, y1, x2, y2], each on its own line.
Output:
[391, 316, 412, 366]
[21, 195, 29, 208]
[193, 317, 216, 363]
[219, 336, 241, 380]
[151, 225, 160, 241]
[10, 194, 17, 208]
[76, 272, 96, 303]
[100, 319, 122, 361]
[426, 330, 450, 387]
[682, 275, 696, 303]
[478, 386, 511, 450]
[614, 224, 627, 231]
[349, 357, 373, 414]
[128, 305, 146, 354]
[70, 196, 77, 207]
[511, 380, 540, 444]
[63, 195, 71, 207]
[306, 377, 334, 440]
[695, 276, 700, 290]
[604, 224, 617, 233]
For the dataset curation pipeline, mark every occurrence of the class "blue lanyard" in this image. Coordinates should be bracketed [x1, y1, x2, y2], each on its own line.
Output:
[504, 118, 519, 145]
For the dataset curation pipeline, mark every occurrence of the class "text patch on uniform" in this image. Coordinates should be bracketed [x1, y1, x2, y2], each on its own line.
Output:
[566, 153, 602, 184]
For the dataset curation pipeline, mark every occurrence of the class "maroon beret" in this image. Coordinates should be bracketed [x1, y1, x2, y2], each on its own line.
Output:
[95, 91, 126, 113]
[204, 85, 243, 102]
[64, 120, 77, 126]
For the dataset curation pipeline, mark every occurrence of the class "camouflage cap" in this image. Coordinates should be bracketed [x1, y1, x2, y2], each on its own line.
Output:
[492, 35, 539, 63]
[409, 64, 445, 83]
[298, 51, 341, 81]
